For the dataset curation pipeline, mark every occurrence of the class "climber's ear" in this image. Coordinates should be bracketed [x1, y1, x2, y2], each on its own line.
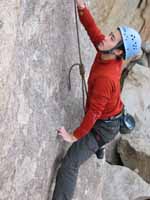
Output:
[113, 49, 123, 56]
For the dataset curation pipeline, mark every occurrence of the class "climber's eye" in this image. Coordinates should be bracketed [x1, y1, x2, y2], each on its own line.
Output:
[109, 32, 115, 41]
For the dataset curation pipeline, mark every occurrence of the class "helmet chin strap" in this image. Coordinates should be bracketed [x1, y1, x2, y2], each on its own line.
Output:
[99, 40, 123, 55]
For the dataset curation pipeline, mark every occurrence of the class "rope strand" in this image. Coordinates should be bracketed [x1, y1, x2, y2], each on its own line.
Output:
[68, 0, 88, 112]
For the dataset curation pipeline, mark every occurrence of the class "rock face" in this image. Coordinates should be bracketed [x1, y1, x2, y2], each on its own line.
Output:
[118, 64, 150, 184]
[102, 163, 150, 200]
[0, 0, 150, 200]
[118, 135, 150, 183]
[0, 1, 92, 199]
[90, 0, 150, 41]
[121, 64, 150, 132]
[73, 156, 104, 200]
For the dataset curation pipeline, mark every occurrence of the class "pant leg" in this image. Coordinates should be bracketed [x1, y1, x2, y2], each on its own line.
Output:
[52, 132, 99, 200]
[93, 119, 121, 159]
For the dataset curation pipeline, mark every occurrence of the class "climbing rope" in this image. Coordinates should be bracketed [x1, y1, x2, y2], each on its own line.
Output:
[68, 0, 88, 113]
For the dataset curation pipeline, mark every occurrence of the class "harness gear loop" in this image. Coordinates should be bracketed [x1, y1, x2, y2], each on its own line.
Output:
[68, 0, 88, 113]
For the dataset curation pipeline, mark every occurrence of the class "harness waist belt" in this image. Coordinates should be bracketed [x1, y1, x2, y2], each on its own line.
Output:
[101, 112, 123, 121]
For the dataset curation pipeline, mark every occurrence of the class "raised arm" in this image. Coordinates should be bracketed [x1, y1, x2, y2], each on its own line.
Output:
[76, 0, 105, 51]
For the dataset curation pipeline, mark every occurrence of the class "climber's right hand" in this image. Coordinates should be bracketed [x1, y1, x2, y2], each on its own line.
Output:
[57, 127, 77, 143]
[76, 0, 86, 10]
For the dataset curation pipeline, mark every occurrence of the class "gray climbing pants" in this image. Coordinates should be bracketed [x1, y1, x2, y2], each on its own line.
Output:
[52, 118, 120, 200]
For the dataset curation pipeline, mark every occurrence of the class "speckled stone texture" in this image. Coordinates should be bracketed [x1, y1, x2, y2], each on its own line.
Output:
[0, 1, 150, 200]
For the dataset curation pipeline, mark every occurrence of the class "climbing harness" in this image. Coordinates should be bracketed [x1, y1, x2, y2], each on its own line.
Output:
[68, 0, 88, 113]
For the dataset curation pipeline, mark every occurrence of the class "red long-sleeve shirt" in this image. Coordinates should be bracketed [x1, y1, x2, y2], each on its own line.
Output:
[73, 6, 123, 139]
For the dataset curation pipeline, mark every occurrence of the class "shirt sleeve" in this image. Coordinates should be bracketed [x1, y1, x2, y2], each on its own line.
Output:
[73, 77, 113, 139]
[78, 6, 105, 51]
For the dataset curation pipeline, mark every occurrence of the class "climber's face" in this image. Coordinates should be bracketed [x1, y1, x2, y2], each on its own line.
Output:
[98, 30, 122, 53]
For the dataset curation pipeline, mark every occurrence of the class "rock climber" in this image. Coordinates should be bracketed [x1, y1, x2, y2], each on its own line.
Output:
[52, 0, 142, 199]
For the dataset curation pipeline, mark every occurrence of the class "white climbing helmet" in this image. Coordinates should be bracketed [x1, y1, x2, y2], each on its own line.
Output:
[118, 26, 142, 60]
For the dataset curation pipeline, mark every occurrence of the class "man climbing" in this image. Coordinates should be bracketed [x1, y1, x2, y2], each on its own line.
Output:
[52, 0, 142, 199]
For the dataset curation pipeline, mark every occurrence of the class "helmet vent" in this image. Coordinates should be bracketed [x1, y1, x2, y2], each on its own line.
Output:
[118, 26, 142, 59]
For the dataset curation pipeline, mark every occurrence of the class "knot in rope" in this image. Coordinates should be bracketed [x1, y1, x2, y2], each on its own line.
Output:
[79, 63, 85, 77]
